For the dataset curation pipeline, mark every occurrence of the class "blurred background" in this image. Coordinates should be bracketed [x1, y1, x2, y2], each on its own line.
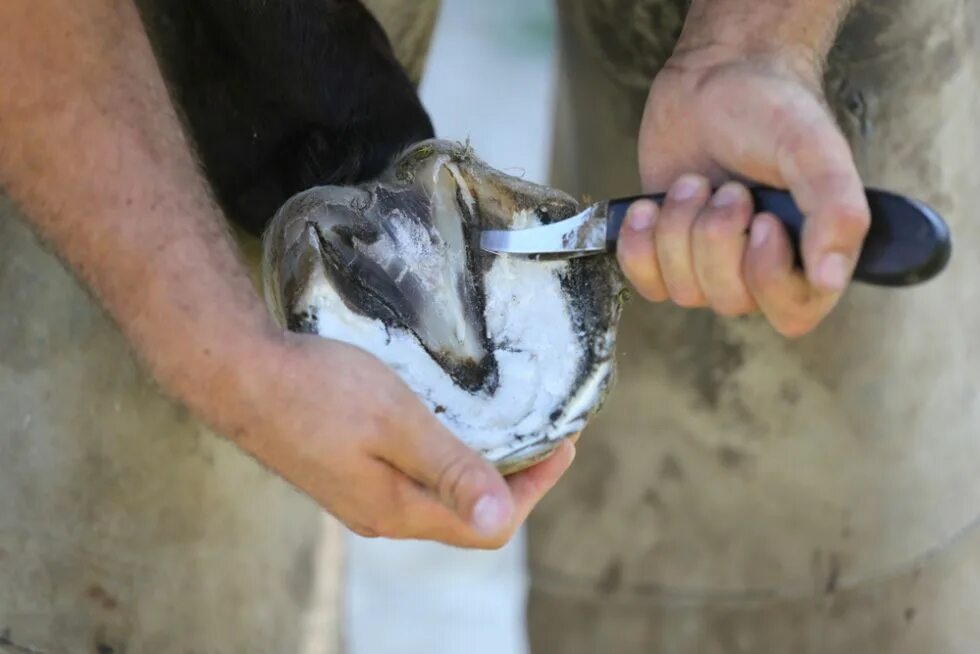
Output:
[343, 1, 557, 653]
[422, 0, 556, 182]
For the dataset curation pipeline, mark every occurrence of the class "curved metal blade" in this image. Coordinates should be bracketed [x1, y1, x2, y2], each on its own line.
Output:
[479, 206, 606, 256]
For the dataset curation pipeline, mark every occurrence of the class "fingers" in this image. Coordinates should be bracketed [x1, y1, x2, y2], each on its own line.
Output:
[365, 439, 576, 550]
[616, 200, 668, 302]
[692, 183, 757, 317]
[742, 213, 836, 337]
[507, 440, 577, 526]
[774, 107, 871, 294]
[618, 178, 759, 317]
[617, 174, 850, 337]
[384, 471, 509, 548]
[655, 175, 711, 307]
[371, 406, 516, 543]
[618, 174, 714, 307]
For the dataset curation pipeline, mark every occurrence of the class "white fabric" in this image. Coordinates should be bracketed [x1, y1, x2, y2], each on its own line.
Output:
[343, 532, 530, 654]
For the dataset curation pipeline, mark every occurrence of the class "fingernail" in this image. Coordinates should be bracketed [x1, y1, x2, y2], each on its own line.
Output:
[472, 494, 510, 536]
[626, 203, 656, 231]
[817, 252, 852, 291]
[670, 175, 703, 202]
[712, 184, 743, 208]
[750, 218, 771, 248]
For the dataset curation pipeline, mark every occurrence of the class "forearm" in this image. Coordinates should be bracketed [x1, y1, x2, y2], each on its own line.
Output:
[0, 1, 276, 433]
[677, 0, 856, 66]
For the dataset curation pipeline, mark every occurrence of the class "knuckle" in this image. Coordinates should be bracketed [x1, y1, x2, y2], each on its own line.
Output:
[360, 411, 399, 453]
[744, 269, 769, 297]
[696, 214, 737, 243]
[774, 118, 810, 160]
[620, 255, 655, 284]
[347, 520, 381, 539]
[657, 211, 695, 235]
[694, 214, 732, 243]
[643, 290, 671, 304]
[616, 253, 638, 280]
[745, 263, 784, 296]
[830, 201, 872, 235]
[634, 281, 670, 304]
[668, 283, 707, 308]
[619, 249, 669, 303]
[350, 489, 408, 540]
[369, 514, 405, 540]
[777, 125, 809, 160]
[774, 317, 817, 339]
[715, 297, 757, 318]
[774, 101, 829, 156]
[435, 454, 480, 507]
[657, 195, 700, 229]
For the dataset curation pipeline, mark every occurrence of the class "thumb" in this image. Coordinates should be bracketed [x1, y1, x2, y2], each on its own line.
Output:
[379, 407, 515, 539]
[774, 103, 871, 294]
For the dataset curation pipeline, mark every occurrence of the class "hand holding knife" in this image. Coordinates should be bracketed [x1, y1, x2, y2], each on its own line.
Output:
[480, 187, 952, 287]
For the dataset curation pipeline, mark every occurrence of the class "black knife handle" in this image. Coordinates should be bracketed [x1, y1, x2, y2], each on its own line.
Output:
[605, 187, 952, 287]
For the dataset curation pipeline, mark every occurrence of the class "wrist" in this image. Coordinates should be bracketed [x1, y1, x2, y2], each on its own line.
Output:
[166, 321, 290, 446]
[673, 1, 853, 76]
[131, 249, 286, 441]
[663, 42, 825, 92]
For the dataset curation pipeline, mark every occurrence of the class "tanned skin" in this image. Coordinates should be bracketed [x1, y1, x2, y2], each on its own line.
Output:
[0, 0, 575, 550]
[0, 0, 864, 550]
[620, 0, 870, 338]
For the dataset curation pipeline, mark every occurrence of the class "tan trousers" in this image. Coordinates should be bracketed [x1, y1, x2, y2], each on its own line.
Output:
[1, 1, 976, 652]
[531, 2, 980, 653]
